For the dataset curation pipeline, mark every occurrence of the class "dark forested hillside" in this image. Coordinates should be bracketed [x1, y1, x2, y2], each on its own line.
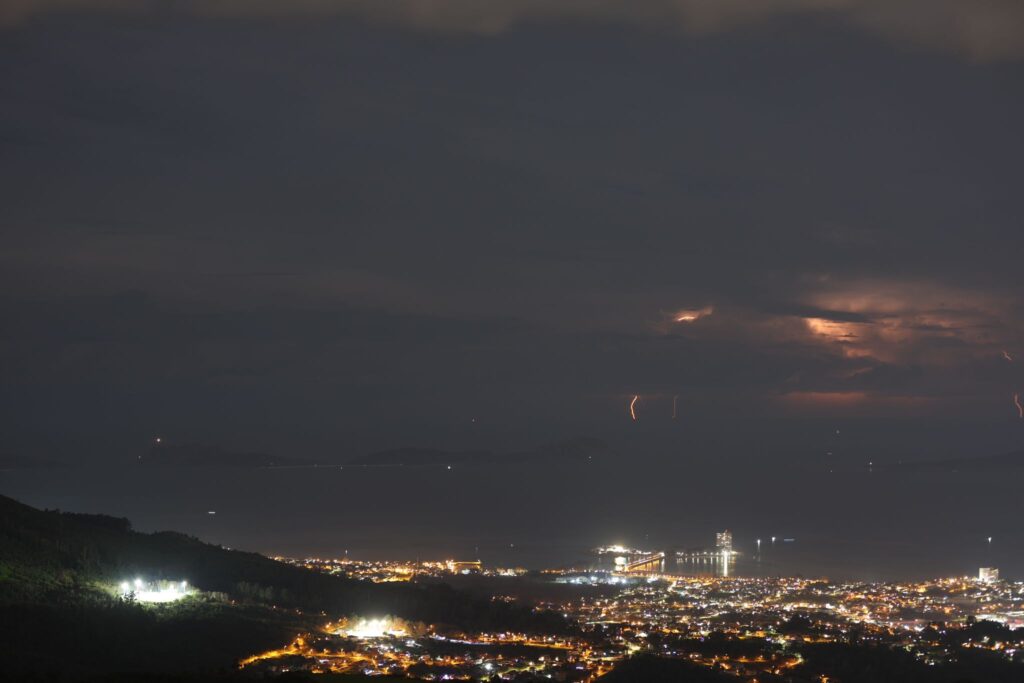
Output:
[0, 494, 566, 628]
[0, 495, 566, 679]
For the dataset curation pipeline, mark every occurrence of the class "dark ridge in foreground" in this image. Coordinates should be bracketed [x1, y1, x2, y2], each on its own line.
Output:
[597, 655, 735, 682]
[0, 495, 568, 680]
[600, 645, 1024, 683]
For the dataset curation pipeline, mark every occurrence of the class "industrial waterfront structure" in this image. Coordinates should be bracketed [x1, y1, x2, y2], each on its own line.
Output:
[606, 532, 741, 576]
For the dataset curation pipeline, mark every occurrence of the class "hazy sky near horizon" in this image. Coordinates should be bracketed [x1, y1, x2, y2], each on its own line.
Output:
[2, 1, 1023, 460]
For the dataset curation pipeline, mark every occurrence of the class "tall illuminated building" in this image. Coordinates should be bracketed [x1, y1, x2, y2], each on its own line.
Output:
[979, 567, 999, 582]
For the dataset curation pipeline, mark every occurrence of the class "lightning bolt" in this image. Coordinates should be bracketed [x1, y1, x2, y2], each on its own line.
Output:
[672, 394, 679, 420]
[629, 395, 639, 422]
[1015, 393, 1023, 419]
[1003, 350, 1014, 362]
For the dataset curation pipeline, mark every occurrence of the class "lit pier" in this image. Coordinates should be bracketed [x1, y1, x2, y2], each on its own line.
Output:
[622, 552, 665, 574]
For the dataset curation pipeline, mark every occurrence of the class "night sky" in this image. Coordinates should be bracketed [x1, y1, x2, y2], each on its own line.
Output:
[2, 1, 1024, 465]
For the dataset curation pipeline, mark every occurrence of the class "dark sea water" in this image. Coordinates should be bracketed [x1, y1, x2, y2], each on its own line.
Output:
[3, 452, 1020, 582]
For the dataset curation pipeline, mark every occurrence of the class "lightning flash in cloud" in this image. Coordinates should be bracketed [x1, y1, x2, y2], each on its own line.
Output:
[1015, 393, 1023, 419]
[674, 306, 714, 323]
[630, 395, 639, 421]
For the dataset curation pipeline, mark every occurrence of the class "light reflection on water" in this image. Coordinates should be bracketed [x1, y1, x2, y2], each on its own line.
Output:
[675, 556, 735, 578]
[2, 458, 1020, 582]
[593, 551, 806, 579]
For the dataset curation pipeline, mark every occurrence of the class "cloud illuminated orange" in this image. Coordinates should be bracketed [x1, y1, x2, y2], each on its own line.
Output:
[674, 305, 714, 323]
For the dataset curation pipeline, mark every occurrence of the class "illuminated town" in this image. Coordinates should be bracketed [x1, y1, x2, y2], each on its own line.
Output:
[239, 537, 1024, 681]
[5, 4, 1023, 680]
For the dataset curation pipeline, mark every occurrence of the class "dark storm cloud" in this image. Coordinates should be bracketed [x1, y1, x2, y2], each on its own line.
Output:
[0, 4, 1022, 460]
[2, 0, 1024, 61]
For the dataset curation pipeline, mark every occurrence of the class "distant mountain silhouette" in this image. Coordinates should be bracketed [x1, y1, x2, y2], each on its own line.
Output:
[888, 449, 1024, 473]
[349, 436, 609, 467]
[142, 442, 319, 468]
[351, 447, 492, 466]
[0, 454, 67, 470]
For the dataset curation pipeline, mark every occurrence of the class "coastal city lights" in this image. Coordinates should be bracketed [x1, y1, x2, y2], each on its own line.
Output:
[239, 550, 1024, 681]
[8, 4, 1023, 681]
[275, 556, 525, 583]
